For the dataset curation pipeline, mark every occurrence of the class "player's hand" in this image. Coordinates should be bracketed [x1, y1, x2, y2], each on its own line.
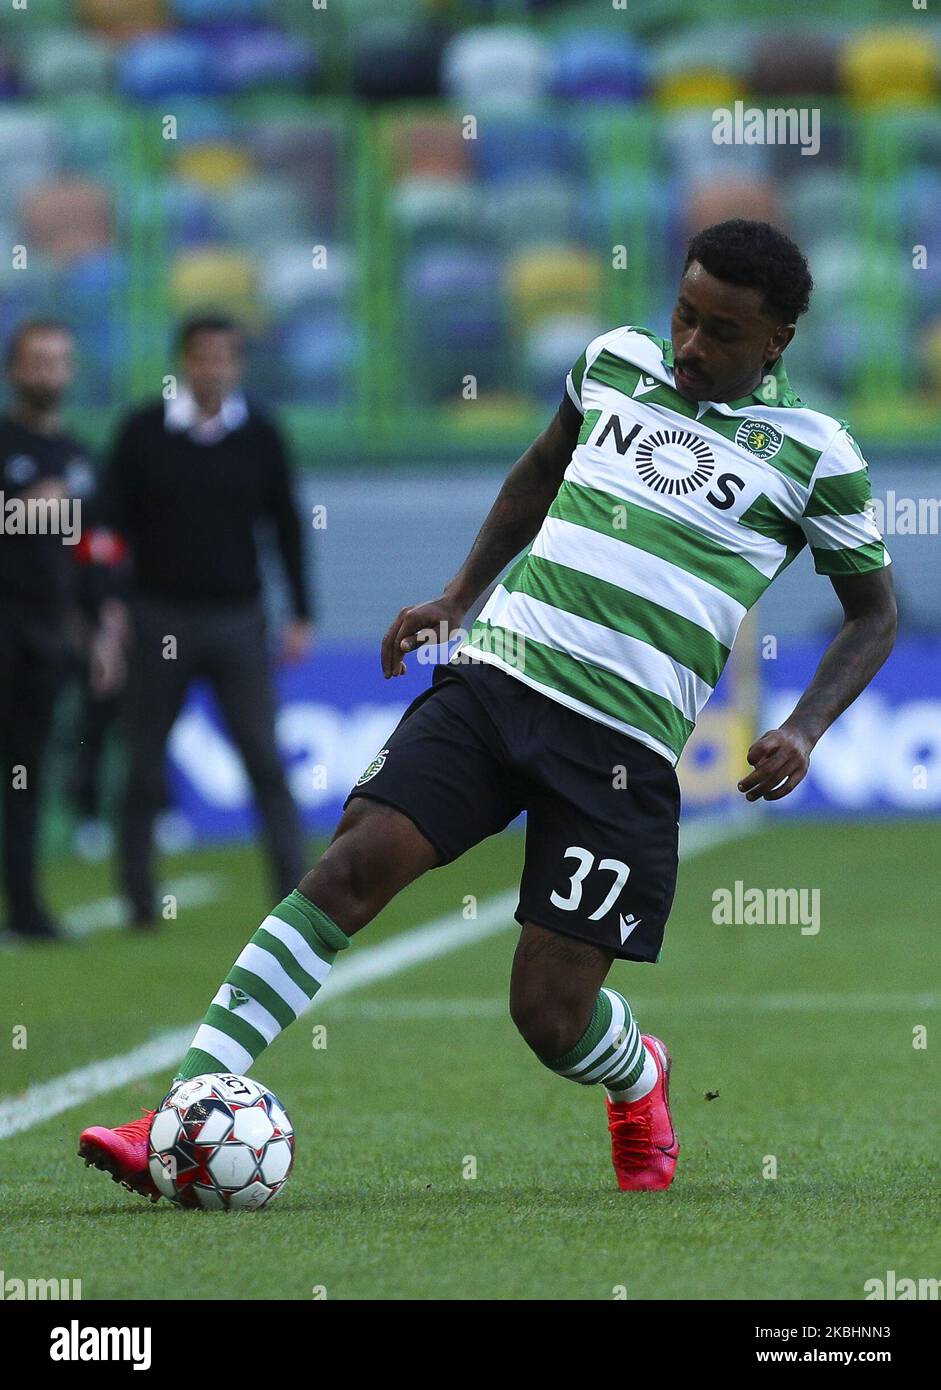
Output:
[738, 726, 813, 802]
[381, 596, 465, 677]
[281, 619, 315, 665]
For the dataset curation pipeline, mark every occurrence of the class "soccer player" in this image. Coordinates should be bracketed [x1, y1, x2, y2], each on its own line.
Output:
[79, 220, 896, 1196]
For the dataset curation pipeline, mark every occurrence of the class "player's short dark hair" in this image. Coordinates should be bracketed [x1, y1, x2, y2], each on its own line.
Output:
[5, 317, 73, 367]
[683, 219, 813, 323]
[177, 314, 243, 353]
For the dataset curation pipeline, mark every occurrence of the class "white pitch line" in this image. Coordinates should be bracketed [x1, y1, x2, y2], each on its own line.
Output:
[0, 873, 223, 950]
[62, 873, 222, 939]
[0, 813, 747, 1141]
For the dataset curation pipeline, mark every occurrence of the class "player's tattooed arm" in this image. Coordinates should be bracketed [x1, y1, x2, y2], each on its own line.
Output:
[738, 567, 897, 802]
[381, 404, 580, 676]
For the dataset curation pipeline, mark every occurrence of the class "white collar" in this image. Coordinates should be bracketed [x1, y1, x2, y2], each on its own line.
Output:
[164, 386, 249, 444]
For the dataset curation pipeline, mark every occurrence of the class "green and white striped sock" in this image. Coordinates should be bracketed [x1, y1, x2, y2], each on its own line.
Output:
[541, 987, 657, 1102]
[175, 890, 350, 1080]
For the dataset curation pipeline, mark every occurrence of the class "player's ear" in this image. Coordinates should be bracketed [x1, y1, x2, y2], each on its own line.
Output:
[766, 323, 796, 362]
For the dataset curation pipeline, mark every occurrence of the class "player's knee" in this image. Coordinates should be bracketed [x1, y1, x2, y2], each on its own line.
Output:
[299, 843, 377, 929]
[297, 805, 392, 929]
[509, 992, 584, 1062]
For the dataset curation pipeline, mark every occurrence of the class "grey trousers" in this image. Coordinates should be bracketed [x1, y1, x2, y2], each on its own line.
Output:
[119, 595, 306, 921]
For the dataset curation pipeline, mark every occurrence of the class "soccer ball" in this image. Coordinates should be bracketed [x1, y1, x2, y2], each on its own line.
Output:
[148, 1073, 295, 1210]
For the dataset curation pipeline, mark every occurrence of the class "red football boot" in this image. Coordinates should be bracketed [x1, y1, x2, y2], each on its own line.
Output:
[605, 1035, 679, 1192]
[78, 1110, 161, 1203]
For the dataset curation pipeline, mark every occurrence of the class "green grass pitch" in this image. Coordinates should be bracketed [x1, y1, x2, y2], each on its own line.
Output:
[1, 819, 938, 1301]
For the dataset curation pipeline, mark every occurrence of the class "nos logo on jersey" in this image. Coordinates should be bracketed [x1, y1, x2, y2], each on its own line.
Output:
[735, 418, 783, 460]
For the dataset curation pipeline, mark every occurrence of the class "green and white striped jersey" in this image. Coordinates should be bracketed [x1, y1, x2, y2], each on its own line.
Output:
[455, 324, 890, 766]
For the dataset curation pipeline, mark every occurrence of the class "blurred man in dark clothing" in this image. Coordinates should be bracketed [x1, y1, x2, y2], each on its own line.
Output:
[103, 315, 313, 928]
[0, 320, 120, 940]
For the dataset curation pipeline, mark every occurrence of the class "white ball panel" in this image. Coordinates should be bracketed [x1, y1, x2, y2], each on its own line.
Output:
[149, 1108, 182, 1154]
[226, 1180, 274, 1210]
[149, 1153, 178, 1199]
[259, 1138, 293, 1185]
[195, 1106, 234, 1145]
[231, 1106, 274, 1147]
[207, 1142, 257, 1188]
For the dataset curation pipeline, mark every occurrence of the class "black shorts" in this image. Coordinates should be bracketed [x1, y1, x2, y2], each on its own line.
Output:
[345, 659, 680, 962]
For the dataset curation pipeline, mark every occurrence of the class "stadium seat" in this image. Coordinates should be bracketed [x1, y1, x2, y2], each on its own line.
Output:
[351, 19, 445, 101]
[784, 168, 864, 248]
[389, 116, 471, 181]
[404, 247, 505, 383]
[0, 110, 58, 170]
[808, 236, 909, 303]
[245, 120, 338, 179]
[118, 34, 220, 101]
[441, 27, 551, 107]
[275, 311, 358, 405]
[21, 30, 113, 98]
[213, 28, 316, 94]
[471, 116, 581, 183]
[21, 179, 113, 263]
[746, 29, 839, 96]
[505, 246, 604, 331]
[840, 29, 938, 106]
[591, 171, 684, 267]
[405, 246, 502, 314]
[260, 244, 355, 315]
[892, 168, 941, 248]
[175, 144, 254, 189]
[650, 24, 753, 82]
[80, 0, 168, 39]
[168, 248, 259, 323]
[63, 248, 127, 299]
[484, 175, 580, 251]
[660, 110, 771, 184]
[392, 177, 480, 251]
[159, 99, 236, 148]
[56, 103, 126, 183]
[654, 70, 742, 111]
[161, 182, 221, 250]
[524, 313, 606, 404]
[551, 30, 647, 103]
[171, 0, 270, 20]
[215, 177, 310, 250]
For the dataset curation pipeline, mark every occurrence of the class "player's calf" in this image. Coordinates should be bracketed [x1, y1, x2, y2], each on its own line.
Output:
[511, 924, 678, 1191]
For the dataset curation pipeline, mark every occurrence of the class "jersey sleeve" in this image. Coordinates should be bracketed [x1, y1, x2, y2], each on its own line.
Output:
[799, 427, 890, 576]
[563, 348, 587, 418]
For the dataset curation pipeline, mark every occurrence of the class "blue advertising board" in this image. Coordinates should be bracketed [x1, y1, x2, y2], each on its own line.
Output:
[164, 636, 938, 840]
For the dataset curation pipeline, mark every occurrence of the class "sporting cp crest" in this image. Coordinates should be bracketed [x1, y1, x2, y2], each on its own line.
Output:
[734, 418, 784, 460]
[355, 748, 389, 785]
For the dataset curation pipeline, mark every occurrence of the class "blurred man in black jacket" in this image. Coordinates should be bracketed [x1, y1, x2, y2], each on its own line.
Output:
[0, 320, 121, 940]
[104, 315, 313, 928]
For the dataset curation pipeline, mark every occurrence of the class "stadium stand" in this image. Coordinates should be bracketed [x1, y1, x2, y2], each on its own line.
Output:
[0, 0, 938, 460]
